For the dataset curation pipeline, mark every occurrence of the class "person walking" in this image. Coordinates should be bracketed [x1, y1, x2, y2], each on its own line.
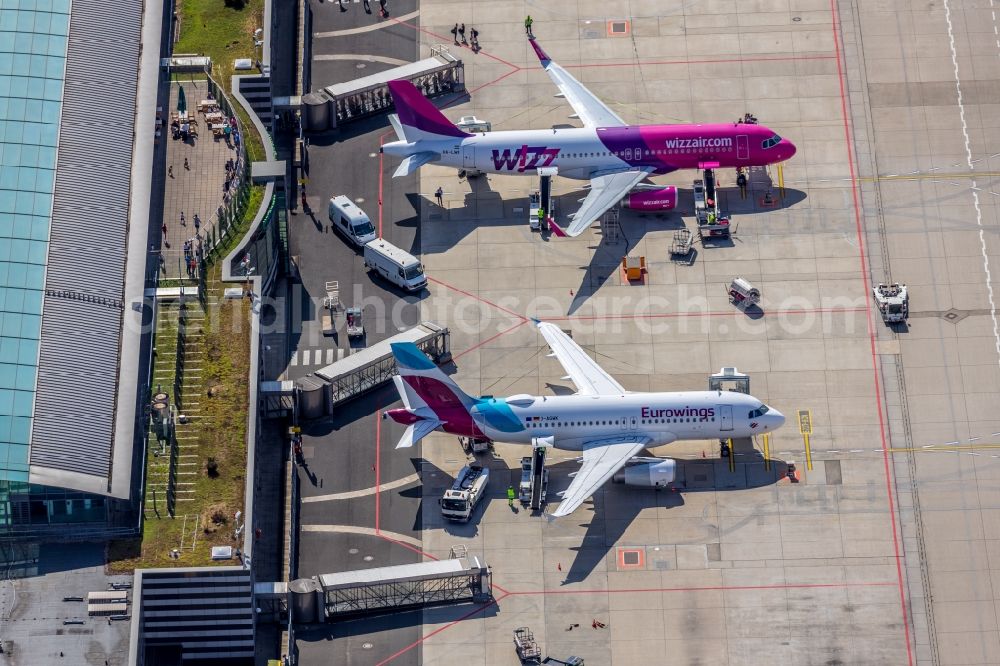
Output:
[524, 15, 533, 37]
[459, 23, 467, 45]
[180, 211, 185, 226]
[193, 214, 201, 235]
[161, 222, 168, 236]
[435, 186, 443, 206]
[507, 485, 516, 508]
[450, 23, 459, 44]
[168, 165, 173, 178]
[378, 0, 387, 17]
[184, 157, 190, 170]
[470, 26, 479, 48]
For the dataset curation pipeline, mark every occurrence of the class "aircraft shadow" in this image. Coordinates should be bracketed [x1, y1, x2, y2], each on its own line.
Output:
[564, 184, 807, 315]
[294, 600, 498, 640]
[554, 447, 790, 584]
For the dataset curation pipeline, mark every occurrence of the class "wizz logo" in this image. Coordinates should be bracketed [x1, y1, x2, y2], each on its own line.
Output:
[491, 145, 560, 172]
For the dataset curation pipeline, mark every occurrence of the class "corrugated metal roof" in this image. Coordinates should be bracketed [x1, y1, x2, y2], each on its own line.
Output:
[29, 0, 143, 485]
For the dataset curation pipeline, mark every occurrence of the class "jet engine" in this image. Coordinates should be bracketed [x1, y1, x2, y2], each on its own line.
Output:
[621, 187, 677, 211]
[612, 457, 677, 488]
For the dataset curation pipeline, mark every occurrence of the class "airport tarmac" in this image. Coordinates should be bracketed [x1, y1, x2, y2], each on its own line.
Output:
[296, 0, 1000, 664]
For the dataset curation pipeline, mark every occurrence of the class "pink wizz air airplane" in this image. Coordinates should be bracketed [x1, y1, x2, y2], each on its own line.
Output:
[381, 39, 797, 236]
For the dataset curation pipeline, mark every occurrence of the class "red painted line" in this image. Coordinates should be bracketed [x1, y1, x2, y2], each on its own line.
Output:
[390, 18, 520, 70]
[561, 53, 838, 70]
[378, 131, 392, 237]
[468, 66, 523, 95]
[551, 306, 867, 322]
[376, 532, 440, 560]
[502, 580, 897, 597]
[452, 319, 528, 361]
[829, 0, 914, 662]
[427, 275, 529, 320]
[375, 592, 509, 666]
[374, 409, 382, 532]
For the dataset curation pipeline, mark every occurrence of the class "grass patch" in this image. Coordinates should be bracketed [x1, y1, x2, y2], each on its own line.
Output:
[109, 267, 251, 572]
[174, 0, 264, 85]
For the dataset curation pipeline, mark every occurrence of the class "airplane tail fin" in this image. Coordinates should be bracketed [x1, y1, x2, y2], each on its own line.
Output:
[386, 80, 472, 141]
[390, 342, 476, 411]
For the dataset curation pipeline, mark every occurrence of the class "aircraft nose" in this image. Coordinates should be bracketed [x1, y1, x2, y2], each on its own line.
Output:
[779, 138, 796, 161]
[769, 408, 786, 430]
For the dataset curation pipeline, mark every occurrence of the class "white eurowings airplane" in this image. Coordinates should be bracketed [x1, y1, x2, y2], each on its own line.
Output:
[381, 38, 795, 237]
[385, 321, 785, 518]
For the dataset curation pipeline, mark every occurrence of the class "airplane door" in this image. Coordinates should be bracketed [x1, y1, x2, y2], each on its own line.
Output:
[737, 135, 749, 160]
[719, 405, 733, 431]
[463, 145, 475, 169]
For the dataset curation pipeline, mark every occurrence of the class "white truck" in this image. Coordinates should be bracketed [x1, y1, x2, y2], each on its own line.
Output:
[363, 239, 427, 292]
[328, 195, 377, 247]
[440, 464, 490, 522]
[873, 283, 908, 323]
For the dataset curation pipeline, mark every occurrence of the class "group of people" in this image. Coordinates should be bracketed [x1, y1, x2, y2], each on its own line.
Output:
[736, 113, 758, 125]
[450, 23, 481, 51]
[182, 238, 202, 278]
[337, 0, 388, 17]
[223, 157, 240, 200]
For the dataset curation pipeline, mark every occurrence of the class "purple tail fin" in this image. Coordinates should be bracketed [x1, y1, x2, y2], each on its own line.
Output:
[386, 80, 471, 139]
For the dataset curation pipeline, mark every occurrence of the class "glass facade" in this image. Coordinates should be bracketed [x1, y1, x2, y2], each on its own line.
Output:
[0, 0, 70, 483]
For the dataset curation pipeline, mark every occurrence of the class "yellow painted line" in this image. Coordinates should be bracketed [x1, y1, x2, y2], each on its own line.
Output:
[762, 433, 771, 471]
[777, 164, 785, 196]
[728, 438, 735, 473]
[803, 433, 813, 471]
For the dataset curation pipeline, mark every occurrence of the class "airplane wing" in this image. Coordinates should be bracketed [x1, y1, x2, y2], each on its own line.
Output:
[535, 320, 626, 396]
[555, 168, 655, 238]
[529, 39, 626, 128]
[551, 437, 651, 518]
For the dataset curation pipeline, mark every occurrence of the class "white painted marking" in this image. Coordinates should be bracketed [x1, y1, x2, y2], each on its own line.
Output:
[969, 437, 981, 441]
[337, 348, 345, 361]
[302, 473, 421, 503]
[325, 349, 334, 364]
[945, 0, 1000, 369]
[301, 524, 421, 548]
[290, 351, 298, 366]
[945, 441, 959, 446]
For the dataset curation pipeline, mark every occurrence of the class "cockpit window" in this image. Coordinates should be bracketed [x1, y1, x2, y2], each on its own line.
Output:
[762, 134, 782, 149]
[748, 405, 770, 418]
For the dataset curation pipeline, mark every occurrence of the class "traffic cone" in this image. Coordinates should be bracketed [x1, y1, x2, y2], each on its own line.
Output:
[592, 619, 597, 629]
[557, 562, 562, 571]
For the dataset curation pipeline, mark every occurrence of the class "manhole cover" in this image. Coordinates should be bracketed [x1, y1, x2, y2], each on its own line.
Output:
[622, 551, 640, 565]
[363, 555, 374, 562]
[356, 63, 367, 69]
[793, 16, 802, 22]
[941, 308, 968, 323]
[348, 548, 359, 555]
[362, 642, 374, 650]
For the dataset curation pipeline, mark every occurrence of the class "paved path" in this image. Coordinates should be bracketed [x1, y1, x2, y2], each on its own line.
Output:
[159, 80, 240, 279]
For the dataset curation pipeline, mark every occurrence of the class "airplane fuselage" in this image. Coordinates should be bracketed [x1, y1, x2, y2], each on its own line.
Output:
[383, 122, 795, 180]
[406, 390, 782, 451]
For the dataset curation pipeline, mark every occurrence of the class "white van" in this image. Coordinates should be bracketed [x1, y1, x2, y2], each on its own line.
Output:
[328, 195, 376, 247]
[364, 239, 426, 292]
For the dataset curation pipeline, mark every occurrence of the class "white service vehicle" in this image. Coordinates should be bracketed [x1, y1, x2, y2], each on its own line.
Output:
[363, 239, 427, 292]
[328, 195, 377, 247]
[873, 283, 908, 323]
[440, 464, 490, 522]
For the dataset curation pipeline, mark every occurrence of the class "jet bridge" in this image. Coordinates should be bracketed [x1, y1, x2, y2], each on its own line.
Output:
[301, 46, 465, 132]
[279, 556, 492, 622]
[294, 321, 450, 419]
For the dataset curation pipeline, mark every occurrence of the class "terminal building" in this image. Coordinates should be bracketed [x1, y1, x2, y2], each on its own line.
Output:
[0, 0, 158, 540]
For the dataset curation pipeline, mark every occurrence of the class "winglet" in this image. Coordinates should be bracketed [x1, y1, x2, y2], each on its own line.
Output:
[529, 39, 551, 66]
[547, 218, 568, 238]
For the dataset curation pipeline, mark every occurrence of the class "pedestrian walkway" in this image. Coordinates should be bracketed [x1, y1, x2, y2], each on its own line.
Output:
[160, 80, 242, 279]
